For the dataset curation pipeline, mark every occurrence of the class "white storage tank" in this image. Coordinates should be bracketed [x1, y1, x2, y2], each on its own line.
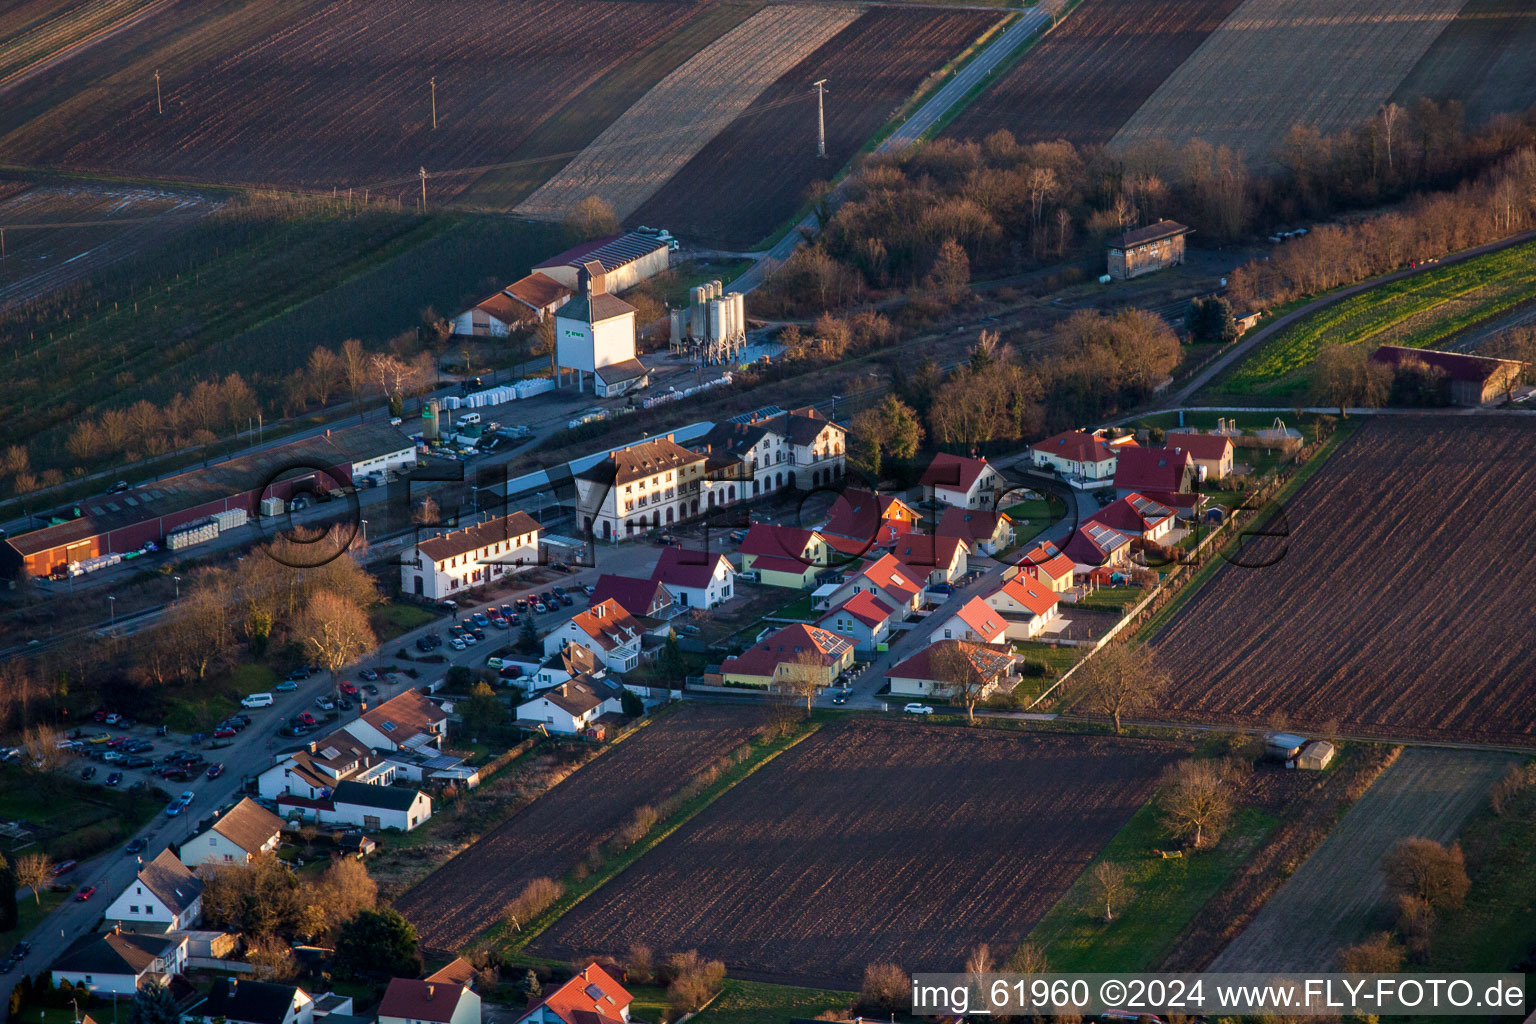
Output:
[708, 298, 725, 342]
[732, 291, 746, 337]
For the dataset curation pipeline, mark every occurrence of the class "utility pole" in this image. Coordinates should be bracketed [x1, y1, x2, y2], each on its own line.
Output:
[155, 69, 162, 115]
[430, 76, 437, 130]
[419, 166, 428, 211]
[812, 79, 828, 158]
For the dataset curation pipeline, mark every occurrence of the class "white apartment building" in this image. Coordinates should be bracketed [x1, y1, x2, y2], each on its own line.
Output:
[402, 511, 541, 599]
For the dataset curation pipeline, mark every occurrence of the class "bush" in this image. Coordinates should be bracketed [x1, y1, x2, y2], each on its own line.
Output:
[860, 962, 909, 1013]
[664, 950, 726, 1014]
[503, 877, 564, 932]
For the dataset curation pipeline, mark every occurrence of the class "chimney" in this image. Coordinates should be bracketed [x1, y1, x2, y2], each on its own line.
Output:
[427, 985, 435, 1001]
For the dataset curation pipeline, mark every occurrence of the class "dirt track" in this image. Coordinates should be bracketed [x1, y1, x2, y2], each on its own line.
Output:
[1208, 747, 1514, 972]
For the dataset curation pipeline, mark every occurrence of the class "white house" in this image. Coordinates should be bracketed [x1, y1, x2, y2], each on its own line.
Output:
[820, 553, 924, 619]
[401, 511, 541, 600]
[258, 730, 393, 804]
[516, 962, 633, 1024]
[190, 978, 315, 1024]
[575, 434, 707, 543]
[937, 507, 1014, 557]
[532, 642, 605, 691]
[517, 678, 625, 735]
[554, 262, 640, 394]
[652, 546, 733, 609]
[817, 590, 897, 654]
[104, 851, 203, 933]
[1029, 430, 1127, 483]
[919, 453, 1007, 509]
[51, 930, 187, 997]
[982, 573, 1061, 640]
[379, 979, 482, 1024]
[887, 641, 1016, 699]
[1087, 492, 1176, 542]
[324, 781, 433, 832]
[179, 798, 283, 869]
[543, 599, 650, 673]
[765, 407, 847, 490]
[930, 595, 1008, 645]
[346, 690, 448, 754]
[698, 419, 793, 499]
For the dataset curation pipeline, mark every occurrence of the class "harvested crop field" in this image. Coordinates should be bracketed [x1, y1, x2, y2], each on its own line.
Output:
[1153, 417, 1536, 745]
[396, 705, 765, 952]
[0, 0, 177, 94]
[943, 0, 1245, 148]
[1111, 0, 1469, 162]
[1392, 0, 1536, 125]
[516, 4, 862, 224]
[632, 7, 1001, 249]
[1210, 748, 1516, 972]
[0, 0, 700, 201]
[532, 719, 1175, 988]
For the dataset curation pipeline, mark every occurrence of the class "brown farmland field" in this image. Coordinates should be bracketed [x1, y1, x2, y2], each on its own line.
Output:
[532, 719, 1174, 988]
[631, 7, 1002, 249]
[1153, 417, 1536, 744]
[0, 0, 700, 201]
[1391, 0, 1536, 125]
[942, 0, 1245, 148]
[1111, 0, 1468, 162]
[396, 705, 766, 953]
[0, 0, 177, 93]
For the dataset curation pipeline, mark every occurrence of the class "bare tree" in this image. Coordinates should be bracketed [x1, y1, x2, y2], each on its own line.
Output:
[1310, 344, 1391, 416]
[1382, 838, 1469, 910]
[292, 589, 376, 696]
[161, 573, 234, 681]
[412, 496, 441, 526]
[777, 646, 829, 713]
[371, 353, 428, 415]
[860, 962, 910, 1014]
[15, 851, 52, 904]
[1338, 932, 1403, 973]
[1074, 642, 1168, 733]
[1157, 759, 1236, 851]
[21, 724, 64, 784]
[930, 642, 992, 723]
[340, 338, 371, 421]
[1092, 861, 1131, 921]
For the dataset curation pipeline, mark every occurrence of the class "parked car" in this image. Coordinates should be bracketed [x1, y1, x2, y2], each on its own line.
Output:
[416, 637, 434, 652]
[125, 837, 147, 856]
[106, 736, 127, 748]
[297, 712, 316, 726]
[275, 680, 299, 691]
[472, 612, 489, 627]
[213, 726, 237, 739]
[831, 693, 847, 705]
[9, 942, 30, 961]
[104, 713, 120, 725]
[79, 766, 96, 780]
[314, 697, 335, 711]
[339, 681, 359, 696]
[903, 703, 934, 715]
[107, 770, 127, 783]
[74, 886, 97, 902]
[358, 668, 379, 681]
[286, 665, 312, 680]
[336, 698, 353, 710]
[50, 860, 77, 876]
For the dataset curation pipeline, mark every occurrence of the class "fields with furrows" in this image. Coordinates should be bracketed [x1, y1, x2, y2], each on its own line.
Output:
[532, 720, 1175, 988]
[631, 7, 1002, 249]
[1221, 237, 1536, 395]
[396, 705, 767, 953]
[1153, 418, 1536, 744]
[0, 0, 701, 202]
[516, 4, 862, 224]
[942, 0, 1245, 148]
[0, 0, 176, 93]
[1111, 0, 1468, 162]
[1391, 0, 1536, 125]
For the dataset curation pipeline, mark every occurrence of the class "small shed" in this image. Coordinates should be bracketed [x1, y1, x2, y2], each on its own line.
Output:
[1296, 740, 1335, 771]
[1265, 731, 1307, 761]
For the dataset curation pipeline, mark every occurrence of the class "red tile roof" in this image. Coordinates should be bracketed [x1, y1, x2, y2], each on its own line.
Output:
[379, 979, 469, 1023]
[1113, 447, 1192, 494]
[854, 553, 921, 604]
[517, 963, 631, 1024]
[745, 554, 818, 578]
[936, 507, 1010, 544]
[589, 574, 672, 618]
[1088, 492, 1175, 538]
[1164, 431, 1234, 463]
[888, 534, 967, 574]
[652, 546, 730, 590]
[992, 574, 1059, 618]
[738, 523, 822, 561]
[425, 958, 478, 987]
[720, 623, 852, 679]
[947, 596, 1006, 641]
[919, 452, 993, 494]
[566, 600, 645, 652]
[1015, 541, 1074, 583]
[823, 489, 917, 540]
[360, 689, 447, 746]
[889, 640, 1014, 684]
[473, 290, 531, 327]
[1031, 430, 1119, 465]
[820, 590, 896, 629]
[505, 271, 571, 311]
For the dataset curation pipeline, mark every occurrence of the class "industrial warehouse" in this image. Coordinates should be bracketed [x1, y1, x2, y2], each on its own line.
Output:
[0, 423, 415, 580]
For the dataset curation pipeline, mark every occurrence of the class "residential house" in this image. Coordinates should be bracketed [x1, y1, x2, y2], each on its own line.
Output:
[326, 781, 433, 832]
[1010, 541, 1075, 594]
[543, 599, 651, 673]
[887, 641, 1016, 699]
[51, 930, 187, 997]
[178, 798, 283, 869]
[1164, 431, 1235, 483]
[817, 591, 898, 654]
[930, 596, 1007, 645]
[347, 690, 448, 754]
[517, 677, 625, 735]
[652, 546, 734, 609]
[1088, 492, 1176, 542]
[982, 574, 1060, 640]
[1029, 430, 1129, 482]
[720, 623, 854, 690]
[515, 962, 632, 1024]
[822, 489, 920, 550]
[820, 553, 924, 617]
[379, 979, 481, 1024]
[919, 453, 1007, 509]
[737, 523, 830, 589]
[1062, 521, 1133, 570]
[425, 959, 480, 989]
[576, 435, 708, 542]
[590, 574, 675, 619]
[1113, 447, 1195, 510]
[886, 533, 969, 585]
[762, 406, 847, 490]
[189, 978, 315, 1024]
[531, 642, 605, 691]
[259, 731, 393, 805]
[103, 851, 203, 933]
[401, 512, 541, 599]
[937, 507, 1013, 556]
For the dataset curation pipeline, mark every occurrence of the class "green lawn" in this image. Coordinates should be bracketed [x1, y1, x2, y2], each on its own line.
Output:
[0, 771, 160, 861]
[1223, 238, 1536, 395]
[772, 593, 818, 622]
[1, 889, 67, 946]
[1002, 494, 1066, 546]
[371, 601, 438, 641]
[1010, 641, 1082, 678]
[1026, 801, 1279, 972]
[646, 259, 757, 306]
[693, 979, 856, 1024]
[1071, 585, 1145, 610]
[164, 662, 276, 732]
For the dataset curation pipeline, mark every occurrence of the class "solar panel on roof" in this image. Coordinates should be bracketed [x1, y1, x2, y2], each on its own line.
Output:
[381, 721, 396, 732]
[123, 496, 138, 506]
[584, 983, 605, 1001]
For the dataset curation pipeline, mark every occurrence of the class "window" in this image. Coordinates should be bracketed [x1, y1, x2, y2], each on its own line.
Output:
[944, 629, 952, 638]
[223, 854, 233, 862]
[128, 905, 138, 914]
[364, 815, 381, 830]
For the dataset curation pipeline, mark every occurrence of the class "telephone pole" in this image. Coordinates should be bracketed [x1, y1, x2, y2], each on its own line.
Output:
[812, 79, 828, 158]
[154, 69, 162, 115]
[430, 76, 437, 130]
[419, 166, 428, 211]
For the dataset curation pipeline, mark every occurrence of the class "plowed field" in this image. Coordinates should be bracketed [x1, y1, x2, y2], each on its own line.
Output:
[396, 704, 764, 953]
[1153, 417, 1536, 744]
[1392, 0, 1536, 125]
[633, 7, 1001, 248]
[532, 719, 1174, 988]
[943, 0, 1245, 147]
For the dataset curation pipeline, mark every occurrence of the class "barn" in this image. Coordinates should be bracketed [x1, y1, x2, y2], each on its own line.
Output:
[534, 232, 670, 294]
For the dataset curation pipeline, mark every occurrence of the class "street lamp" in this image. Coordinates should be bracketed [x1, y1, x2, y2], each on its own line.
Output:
[173, 575, 181, 600]
[360, 519, 368, 544]
[107, 595, 116, 627]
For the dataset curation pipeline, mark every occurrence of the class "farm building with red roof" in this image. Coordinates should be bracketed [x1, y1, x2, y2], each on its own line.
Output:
[720, 623, 854, 690]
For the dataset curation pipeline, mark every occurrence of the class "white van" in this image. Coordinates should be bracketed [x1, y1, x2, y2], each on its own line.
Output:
[241, 692, 274, 708]
[459, 412, 481, 426]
